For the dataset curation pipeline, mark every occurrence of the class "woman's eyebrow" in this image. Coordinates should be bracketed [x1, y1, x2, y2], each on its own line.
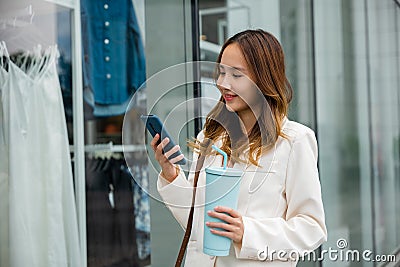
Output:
[218, 65, 246, 72]
[232, 66, 245, 72]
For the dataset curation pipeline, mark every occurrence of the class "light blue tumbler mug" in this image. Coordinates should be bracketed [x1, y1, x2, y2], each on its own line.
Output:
[203, 145, 243, 256]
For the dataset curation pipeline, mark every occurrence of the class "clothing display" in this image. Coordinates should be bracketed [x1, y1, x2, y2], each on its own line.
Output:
[130, 163, 151, 260]
[1, 1, 150, 266]
[0, 44, 10, 267]
[0, 42, 81, 267]
[157, 119, 327, 267]
[85, 157, 150, 267]
[80, 0, 146, 117]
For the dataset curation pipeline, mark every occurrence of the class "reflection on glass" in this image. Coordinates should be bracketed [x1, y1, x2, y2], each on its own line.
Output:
[199, 1, 400, 267]
[280, 2, 318, 267]
[57, 7, 147, 266]
[314, 0, 400, 266]
[0, 2, 80, 267]
[367, 0, 400, 257]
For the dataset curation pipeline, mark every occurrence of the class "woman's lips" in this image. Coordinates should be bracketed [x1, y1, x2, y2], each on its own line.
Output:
[223, 94, 237, 101]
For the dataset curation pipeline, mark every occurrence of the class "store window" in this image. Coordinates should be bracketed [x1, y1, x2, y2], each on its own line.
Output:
[1, 0, 150, 266]
[0, 1, 82, 266]
[78, 0, 150, 266]
[314, 1, 400, 266]
[196, 1, 400, 267]
[3, 0, 398, 266]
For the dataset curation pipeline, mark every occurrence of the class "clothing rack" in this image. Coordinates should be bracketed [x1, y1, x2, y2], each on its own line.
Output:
[70, 142, 146, 153]
[1, 1, 86, 265]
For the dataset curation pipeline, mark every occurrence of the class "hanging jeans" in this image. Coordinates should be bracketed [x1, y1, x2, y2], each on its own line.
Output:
[130, 162, 151, 260]
[85, 157, 142, 267]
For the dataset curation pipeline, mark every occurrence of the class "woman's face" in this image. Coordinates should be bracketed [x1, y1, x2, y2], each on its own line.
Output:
[217, 43, 261, 115]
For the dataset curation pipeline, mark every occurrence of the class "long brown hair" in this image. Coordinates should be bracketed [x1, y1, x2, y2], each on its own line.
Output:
[188, 29, 293, 166]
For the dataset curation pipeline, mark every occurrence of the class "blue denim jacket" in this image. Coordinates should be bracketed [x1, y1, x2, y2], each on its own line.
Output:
[81, 0, 146, 108]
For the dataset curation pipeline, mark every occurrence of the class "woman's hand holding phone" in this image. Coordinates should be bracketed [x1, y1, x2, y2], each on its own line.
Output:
[141, 114, 186, 182]
[150, 133, 184, 183]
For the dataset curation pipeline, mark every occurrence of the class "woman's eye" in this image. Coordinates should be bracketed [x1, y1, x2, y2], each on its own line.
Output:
[219, 72, 226, 76]
[233, 73, 243, 78]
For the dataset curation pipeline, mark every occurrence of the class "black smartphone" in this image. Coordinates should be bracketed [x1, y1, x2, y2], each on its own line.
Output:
[140, 114, 187, 165]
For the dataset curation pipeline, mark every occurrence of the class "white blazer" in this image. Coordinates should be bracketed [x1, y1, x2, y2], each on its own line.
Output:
[157, 119, 327, 267]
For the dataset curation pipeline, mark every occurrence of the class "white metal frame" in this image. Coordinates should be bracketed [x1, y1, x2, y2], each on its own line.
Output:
[70, 1, 86, 266]
[48, 0, 86, 265]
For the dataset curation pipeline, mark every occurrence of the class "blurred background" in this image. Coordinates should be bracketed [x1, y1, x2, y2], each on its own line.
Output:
[146, 1, 400, 267]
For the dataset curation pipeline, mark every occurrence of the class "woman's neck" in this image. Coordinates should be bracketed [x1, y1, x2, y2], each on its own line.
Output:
[237, 108, 259, 135]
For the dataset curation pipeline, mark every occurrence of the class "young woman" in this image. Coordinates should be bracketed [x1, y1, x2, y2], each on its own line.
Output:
[151, 29, 327, 266]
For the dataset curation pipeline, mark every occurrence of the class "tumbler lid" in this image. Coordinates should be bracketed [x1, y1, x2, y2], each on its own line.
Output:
[205, 166, 242, 177]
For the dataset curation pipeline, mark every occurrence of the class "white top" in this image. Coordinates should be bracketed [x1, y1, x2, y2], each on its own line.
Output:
[157, 118, 327, 267]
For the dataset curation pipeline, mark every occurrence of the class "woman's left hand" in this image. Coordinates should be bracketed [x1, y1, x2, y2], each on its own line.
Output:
[206, 206, 244, 244]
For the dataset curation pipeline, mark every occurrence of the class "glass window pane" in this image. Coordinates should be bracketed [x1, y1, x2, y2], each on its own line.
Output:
[367, 0, 400, 257]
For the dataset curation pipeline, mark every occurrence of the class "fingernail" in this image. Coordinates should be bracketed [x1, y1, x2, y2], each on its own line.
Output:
[207, 210, 212, 214]
[205, 222, 209, 226]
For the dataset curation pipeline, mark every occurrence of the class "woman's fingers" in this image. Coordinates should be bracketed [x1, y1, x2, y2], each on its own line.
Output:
[154, 137, 170, 163]
[156, 137, 170, 154]
[153, 136, 184, 164]
[214, 206, 241, 218]
[164, 144, 180, 158]
[150, 134, 160, 151]
[149, 134, 181, 182]
[207, 210, 237, 224]
[205, 221, 239, 232]
[169, 153, 185, 164]
[206, 206, 244, 244]
[209, 228, 241, 243]
[206, 219, 243, 243]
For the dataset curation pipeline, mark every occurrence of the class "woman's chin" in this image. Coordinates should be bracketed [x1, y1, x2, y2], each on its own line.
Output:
[225, 104, 236, 113]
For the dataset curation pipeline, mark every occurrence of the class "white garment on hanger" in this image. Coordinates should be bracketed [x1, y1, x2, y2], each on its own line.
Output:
[0, 43, 81, 267]
[0, 44, 10, 267]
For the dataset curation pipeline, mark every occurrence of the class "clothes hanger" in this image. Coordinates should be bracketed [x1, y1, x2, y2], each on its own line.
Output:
[0, 42, 5, 69]
[0, 42, 10, 70]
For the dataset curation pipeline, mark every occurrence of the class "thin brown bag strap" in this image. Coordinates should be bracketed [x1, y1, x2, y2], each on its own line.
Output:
[175, 139, 212, 267]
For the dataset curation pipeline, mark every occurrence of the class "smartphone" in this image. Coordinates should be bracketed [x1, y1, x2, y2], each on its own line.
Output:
[140, 114, 187, 165]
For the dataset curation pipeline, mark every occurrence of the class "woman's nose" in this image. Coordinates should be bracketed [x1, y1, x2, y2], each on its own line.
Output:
[218, 76, 232, 90]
